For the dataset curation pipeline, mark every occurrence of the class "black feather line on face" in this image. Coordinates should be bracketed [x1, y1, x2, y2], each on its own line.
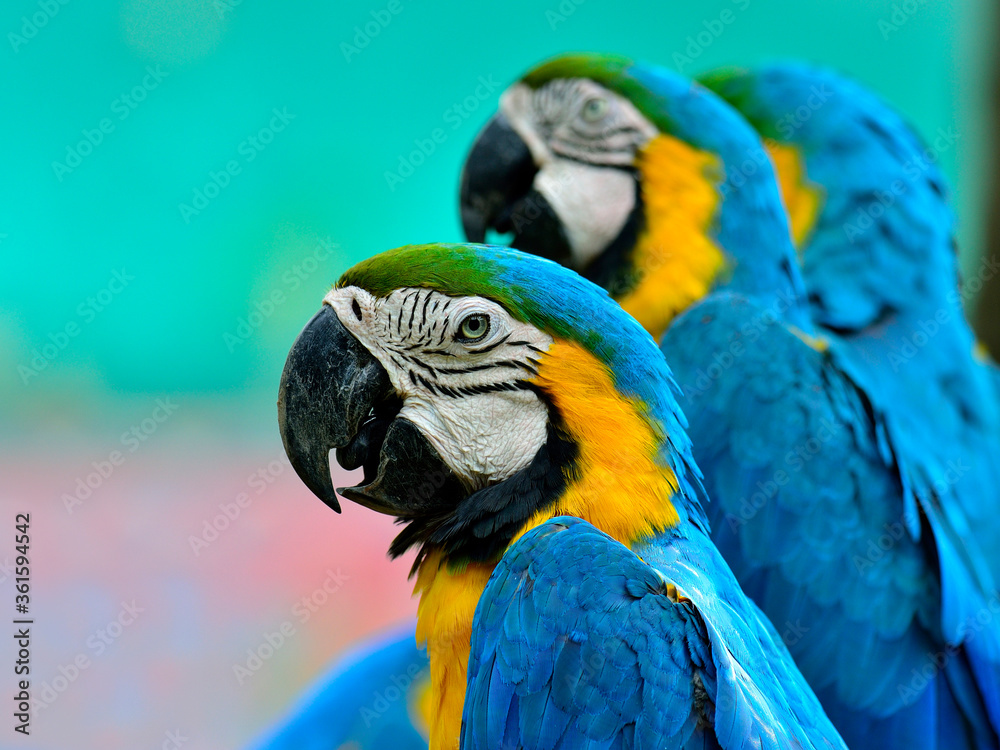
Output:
[389, 391, 579, 572]
[420, 292, 432, 331]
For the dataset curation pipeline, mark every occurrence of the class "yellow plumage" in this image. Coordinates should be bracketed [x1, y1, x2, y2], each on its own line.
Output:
[618, 134, 727, 339]
[411, 340, 679, 749]
[764, 139, 823, 250]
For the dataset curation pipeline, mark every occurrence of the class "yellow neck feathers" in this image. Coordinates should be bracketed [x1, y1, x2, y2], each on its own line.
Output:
[523, 340, 680, 541]
[413, 553, 492, 750]
[412, 340, 679, 749]
[764, 140, 823, 250]
[616, 134, 727, 340]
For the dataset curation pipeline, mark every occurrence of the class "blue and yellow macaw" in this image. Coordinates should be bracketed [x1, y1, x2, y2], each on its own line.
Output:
[699, 61, 1000, 588]
[454, 55, 1000, 749]
[274, 242, 847, 749]
[252, 57, 1000, 750]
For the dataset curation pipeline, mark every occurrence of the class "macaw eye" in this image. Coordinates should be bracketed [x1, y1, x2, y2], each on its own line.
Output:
[457, 313, 491, 343]
[581, 97, 609, 123]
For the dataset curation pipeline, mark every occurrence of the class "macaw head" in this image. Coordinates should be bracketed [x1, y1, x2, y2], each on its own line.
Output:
[460, 53, 805, 339]
[278, 243, 704, 571]
[700, 62, 957, 331]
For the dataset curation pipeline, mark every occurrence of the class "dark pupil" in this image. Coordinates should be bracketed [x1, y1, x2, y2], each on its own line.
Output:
[351, 299, 362, 321]
[467, 317, 483, 333]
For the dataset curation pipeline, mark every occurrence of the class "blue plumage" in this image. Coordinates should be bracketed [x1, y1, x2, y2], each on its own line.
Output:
[259, 58, 1000, 750]
[247, 624, 430, 750]
[662, 291, 1000, 750]
[464, 516, 844, 750]
[702, 64, 1000, 589]
[267, 239, 849, 749]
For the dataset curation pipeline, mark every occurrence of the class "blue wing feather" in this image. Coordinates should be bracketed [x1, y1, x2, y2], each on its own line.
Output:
[462, 516, 846, 750]
[662, 291, 1000, 749]
[703, 62, 1000, 596]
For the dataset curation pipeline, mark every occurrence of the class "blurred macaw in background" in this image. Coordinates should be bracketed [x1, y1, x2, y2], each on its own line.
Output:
[274, 242, 848, 749]
[252, 56, 1000, 750]
[698, 62, 1000, 588]
[456, 54, 1000, 749]
[247, 624, 431, 750]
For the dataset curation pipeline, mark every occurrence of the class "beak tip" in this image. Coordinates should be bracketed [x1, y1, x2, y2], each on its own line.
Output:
[278, 305, 396, 518]
[461, 212, 487, 244]
[460, 112, 535, 246]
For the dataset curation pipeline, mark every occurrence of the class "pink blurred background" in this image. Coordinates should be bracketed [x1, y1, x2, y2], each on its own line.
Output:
[0, 408, 418, 749]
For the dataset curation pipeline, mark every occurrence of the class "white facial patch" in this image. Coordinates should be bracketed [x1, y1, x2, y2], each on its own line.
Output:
[535, 161, 638, 268]
[500, 80, 658, 270]
[325, 286, 554, 491]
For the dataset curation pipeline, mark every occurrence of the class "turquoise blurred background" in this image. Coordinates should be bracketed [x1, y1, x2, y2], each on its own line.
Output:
[0, 0, 994, 747]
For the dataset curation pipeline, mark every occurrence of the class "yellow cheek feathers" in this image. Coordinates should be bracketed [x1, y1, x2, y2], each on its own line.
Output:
[411, 340, 680, 750]
[522, 339, 681, 544]
[617, 134, 727, 340]
[764, 140, 823, 250]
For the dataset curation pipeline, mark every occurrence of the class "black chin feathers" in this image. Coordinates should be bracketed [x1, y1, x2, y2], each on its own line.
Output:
[390, 418, 579, 575]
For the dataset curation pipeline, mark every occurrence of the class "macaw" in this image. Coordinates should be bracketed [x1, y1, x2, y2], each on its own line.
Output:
[454, 54, 1000, 749]
[250, 57, 1000, 750]
[275, 242, 847, 750]
[697, 62, 1000, 587]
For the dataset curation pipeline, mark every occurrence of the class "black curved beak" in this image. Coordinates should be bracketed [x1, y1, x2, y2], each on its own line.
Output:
[278, 305, 465, 519]
[460, 113, 537, 242]
[460, 113, 574, 265]
[277, 305, 392, 513]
